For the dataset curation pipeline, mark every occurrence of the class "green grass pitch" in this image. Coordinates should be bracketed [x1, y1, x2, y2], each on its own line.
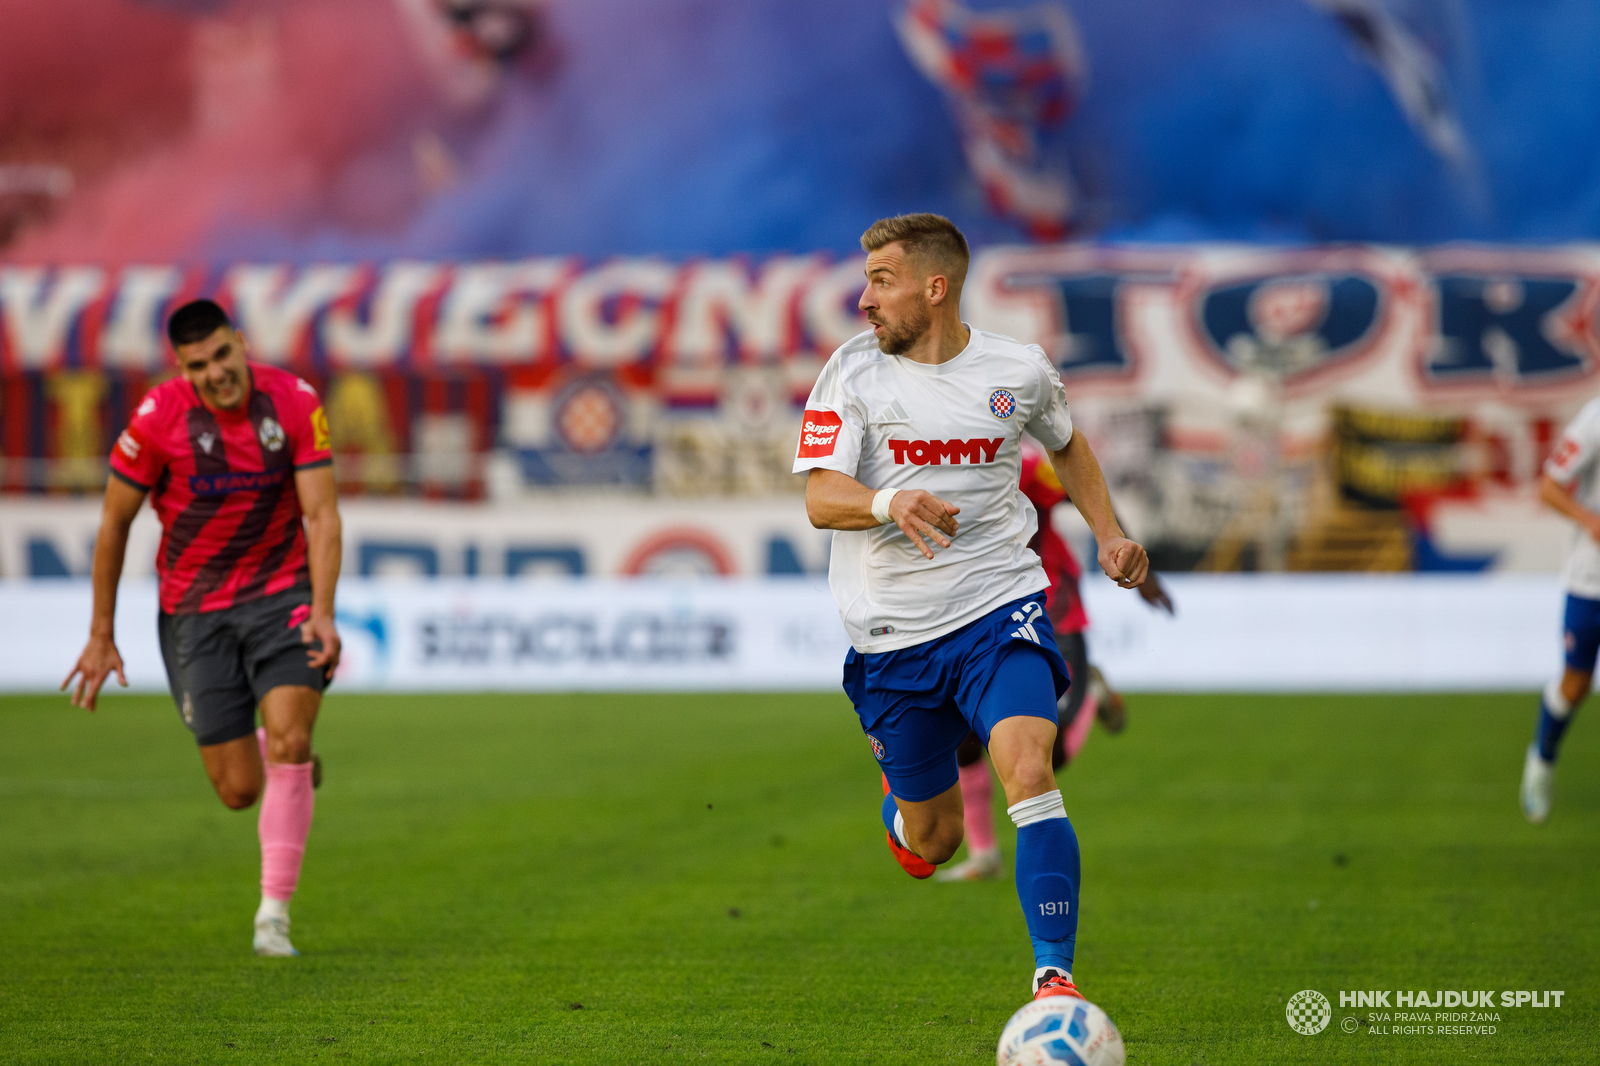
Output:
[2, 690, 1596, 1064]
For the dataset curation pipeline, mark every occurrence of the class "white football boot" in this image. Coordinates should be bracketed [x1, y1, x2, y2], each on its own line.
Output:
[1521, 744, 1554, 824]
[253, 913, 299, 957]
[934, 846, 1004, 881]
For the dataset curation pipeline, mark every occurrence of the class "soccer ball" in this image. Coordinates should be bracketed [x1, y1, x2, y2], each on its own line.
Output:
[996, 997, 1125, 1066]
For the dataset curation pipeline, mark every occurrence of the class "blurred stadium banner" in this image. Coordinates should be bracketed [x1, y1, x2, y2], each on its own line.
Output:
[1, 489, 1573, 584]
[4, 246, 1595, 395]
[0, 573, 1561, 693]
[0, 498, 832, 580]
[0, 244, 1593, 572]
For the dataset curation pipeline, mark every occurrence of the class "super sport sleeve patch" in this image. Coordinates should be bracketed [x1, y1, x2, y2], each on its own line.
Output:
[797, 410, 845, 458]
[1546, 435, 1584, 483]
[1545, 401, 1600, 484]
[792, 350, 864, 475]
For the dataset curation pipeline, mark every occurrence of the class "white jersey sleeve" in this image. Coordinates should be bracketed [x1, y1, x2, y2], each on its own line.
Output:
[1021, 344, 1074, 451]
[1545, 398, 1600, 487]
[1546, 396, 1600, 599]
[793, 351, 866, 477]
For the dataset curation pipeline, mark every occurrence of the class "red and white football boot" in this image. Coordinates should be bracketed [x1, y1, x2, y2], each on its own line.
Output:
[882, 773, 936, 879]
[1033, 968, 1086, 1001]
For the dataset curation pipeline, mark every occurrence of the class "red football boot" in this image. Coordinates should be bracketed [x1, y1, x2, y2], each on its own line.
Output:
[886, 830, 937, 879]
[882, 773, 936, 879]
[1033, 969, 1086, 1001]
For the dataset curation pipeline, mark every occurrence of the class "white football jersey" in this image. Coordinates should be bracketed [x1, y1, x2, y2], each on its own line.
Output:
[794, 326, 1074, 652]
[1546, 396, 1600, 599]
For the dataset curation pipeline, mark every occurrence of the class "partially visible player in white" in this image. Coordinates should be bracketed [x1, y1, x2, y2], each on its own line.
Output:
[1522, 395, 1600, 822]
[797, 213, 1148, 1000]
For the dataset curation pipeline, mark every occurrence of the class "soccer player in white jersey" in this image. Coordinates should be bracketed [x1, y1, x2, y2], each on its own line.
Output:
[1521, 395, 1600, 822]
[795, 213, 1148, 1001]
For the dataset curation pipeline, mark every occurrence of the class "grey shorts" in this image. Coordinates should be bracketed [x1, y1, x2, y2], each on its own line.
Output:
[157, 587, 327, 747]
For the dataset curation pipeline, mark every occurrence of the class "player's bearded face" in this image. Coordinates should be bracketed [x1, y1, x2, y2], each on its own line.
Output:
[176, 327, 251, 410]
[869, 295, 932, 355]
[860, 247, 934, 356]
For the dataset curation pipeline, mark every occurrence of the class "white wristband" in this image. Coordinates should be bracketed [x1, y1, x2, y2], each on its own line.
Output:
[871, 488, 900, 526]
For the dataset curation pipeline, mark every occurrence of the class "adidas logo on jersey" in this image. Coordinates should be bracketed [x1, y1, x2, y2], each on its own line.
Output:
[887, 438, 1004, 466]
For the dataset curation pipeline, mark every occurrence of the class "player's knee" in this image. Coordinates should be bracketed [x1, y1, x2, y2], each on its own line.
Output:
[921, 823, 964, 865]
[903, 809, 964, 864]
[219, 784, 260, 810]
[266, 727, 312, 765]
[919, 811, 966, 864]
[1561, 673, 1592, 706]
[1010, 754, 1057, 800]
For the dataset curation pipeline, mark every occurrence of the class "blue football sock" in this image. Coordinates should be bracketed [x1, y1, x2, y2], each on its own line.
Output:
[1535, 681, 1575, 763]
[881, 789, 904, 846]
[1009, 791, 1080, 974]
[1535, 706, 1570, 762]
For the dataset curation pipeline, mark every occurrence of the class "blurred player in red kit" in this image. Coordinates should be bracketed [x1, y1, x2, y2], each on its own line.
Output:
[938, 441, 1173, 881]
[61, 299, 343, 957]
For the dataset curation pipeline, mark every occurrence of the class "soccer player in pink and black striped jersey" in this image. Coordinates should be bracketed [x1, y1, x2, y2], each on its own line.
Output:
[62, 299, 343, 957]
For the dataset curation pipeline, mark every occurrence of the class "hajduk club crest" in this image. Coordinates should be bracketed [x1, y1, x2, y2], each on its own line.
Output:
[988, 389, 1016, 419]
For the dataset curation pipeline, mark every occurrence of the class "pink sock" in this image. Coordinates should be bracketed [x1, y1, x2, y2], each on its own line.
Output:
[258, 761, 315, 902]
[1064, 691, 1098, 763]
[958, 761, 997, 852]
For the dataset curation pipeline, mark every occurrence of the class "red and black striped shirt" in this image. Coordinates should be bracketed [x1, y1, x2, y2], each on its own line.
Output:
[109, 363, 333, 615]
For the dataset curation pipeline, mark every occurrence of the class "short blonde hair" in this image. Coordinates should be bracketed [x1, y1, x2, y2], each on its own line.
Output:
[860, 213, 970, 286]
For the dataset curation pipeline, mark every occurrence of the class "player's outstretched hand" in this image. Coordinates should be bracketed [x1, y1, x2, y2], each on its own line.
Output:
[1138, 571, 1175, 615]
[301, 613, 342, 681]
[61, 635, 128, 712]
[889, 489, 961, 560]
[1098, 536, 1149, 590]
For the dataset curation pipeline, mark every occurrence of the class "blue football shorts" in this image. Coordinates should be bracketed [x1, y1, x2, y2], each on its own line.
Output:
[842, 593, 1072, 803]
[1564, 593, 1600, 674]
